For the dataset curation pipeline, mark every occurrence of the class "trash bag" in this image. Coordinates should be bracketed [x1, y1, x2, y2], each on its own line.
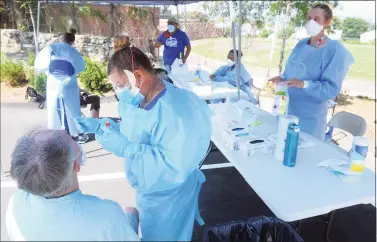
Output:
[203, 216, 303, 242]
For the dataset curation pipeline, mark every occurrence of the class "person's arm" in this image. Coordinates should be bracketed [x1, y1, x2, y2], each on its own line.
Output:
[73, 50, 86, 74]
[288, 44, 354, 101]
[212, 65, 228, 79]
[105, 205, 140, 241]
[34, 46, 52, 73]
[154, 41, 163, 48]
[154, 33, 164, 48]
[182, 33, 191, 63]
[95, 105, 212, 193]
[240, 65, 252, 86]
[183, 45, 191, 64]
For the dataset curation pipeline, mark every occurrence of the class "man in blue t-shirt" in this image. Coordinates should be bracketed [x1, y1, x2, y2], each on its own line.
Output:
[155, 17, 191, 72]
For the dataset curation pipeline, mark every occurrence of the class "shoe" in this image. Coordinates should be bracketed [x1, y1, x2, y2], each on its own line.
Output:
[77, 134, 89, 144]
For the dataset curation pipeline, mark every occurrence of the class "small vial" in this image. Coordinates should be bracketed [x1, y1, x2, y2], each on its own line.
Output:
[105, 121, 110, 127]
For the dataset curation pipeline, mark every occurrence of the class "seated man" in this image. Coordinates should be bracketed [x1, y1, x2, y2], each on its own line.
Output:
[209, 49, 257, 104]
[79, 88, 100, 119]
[6, 128, 140, 241]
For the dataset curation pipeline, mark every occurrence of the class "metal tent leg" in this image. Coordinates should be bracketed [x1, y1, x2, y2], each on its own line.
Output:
[296, 220, 302, 234]
[324, 211, 335, 242]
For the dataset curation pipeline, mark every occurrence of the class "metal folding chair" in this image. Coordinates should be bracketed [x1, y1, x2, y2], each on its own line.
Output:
[326, 111, 367, 144]
[198, 142, 213, 169]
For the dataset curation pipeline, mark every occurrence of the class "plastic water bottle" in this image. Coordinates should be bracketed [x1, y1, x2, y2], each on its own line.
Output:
[349, 136, 369, 172]
[325, 126, 334, 142]
[283, 123, 300, 167]
[195, 64, 201, 79]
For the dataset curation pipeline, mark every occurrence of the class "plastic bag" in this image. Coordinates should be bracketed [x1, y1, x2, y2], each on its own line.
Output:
[203, 216, 303, 242]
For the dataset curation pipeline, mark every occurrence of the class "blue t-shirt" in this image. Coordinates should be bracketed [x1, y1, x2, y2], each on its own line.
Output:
[157, 29, 190, 66]
[6, 189, 140, 241]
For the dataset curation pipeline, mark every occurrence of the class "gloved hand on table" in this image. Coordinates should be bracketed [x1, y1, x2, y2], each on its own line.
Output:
[74, 117, 119, 134]
[95, 123, 127, 158]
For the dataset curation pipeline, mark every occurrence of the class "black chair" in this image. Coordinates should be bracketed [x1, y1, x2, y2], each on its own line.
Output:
[203, 216, 303, 242]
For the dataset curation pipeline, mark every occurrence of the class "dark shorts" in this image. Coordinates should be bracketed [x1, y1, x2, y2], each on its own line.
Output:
[80, 94, 100, 111]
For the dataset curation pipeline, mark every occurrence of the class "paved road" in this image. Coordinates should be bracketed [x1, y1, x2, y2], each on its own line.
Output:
[1, 97, 375, 241]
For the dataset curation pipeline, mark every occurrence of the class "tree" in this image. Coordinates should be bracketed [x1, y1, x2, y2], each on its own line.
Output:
[269, 0, 338, 27]
[368, 23, 375, 31]
[202, 1, 268, 28]
[331, 16, 342, 30]
[342, 17, 370, 40]
[268, 1, 338, 75]
[187, 11, 209, 23]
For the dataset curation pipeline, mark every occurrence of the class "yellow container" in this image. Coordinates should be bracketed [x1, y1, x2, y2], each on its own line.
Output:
[350, 160, 365, 172]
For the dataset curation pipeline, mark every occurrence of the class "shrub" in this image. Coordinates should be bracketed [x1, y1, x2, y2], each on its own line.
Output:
[27, 52, 36, 66]
[26, 67, 47, 94]
[259, 29, 270, 38]
[78, 57, 112, 94]
[34, 73, 47, 94]
[0, 54, 27, 87]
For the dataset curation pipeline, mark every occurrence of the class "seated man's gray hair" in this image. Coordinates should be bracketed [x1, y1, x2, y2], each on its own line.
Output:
[10, 128, 75, 197]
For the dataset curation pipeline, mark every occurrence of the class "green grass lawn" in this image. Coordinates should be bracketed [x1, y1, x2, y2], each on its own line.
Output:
[192, 38, 375, 81]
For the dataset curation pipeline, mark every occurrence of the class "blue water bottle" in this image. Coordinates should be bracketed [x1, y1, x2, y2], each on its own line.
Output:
[283, 123, 300, 167]
[325, 126, 334, 142]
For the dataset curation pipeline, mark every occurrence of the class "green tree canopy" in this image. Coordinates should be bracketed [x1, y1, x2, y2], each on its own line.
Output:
[342, 17, 370, 40]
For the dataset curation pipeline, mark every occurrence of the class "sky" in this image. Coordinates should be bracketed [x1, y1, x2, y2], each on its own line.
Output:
[174, 1, 376, 24]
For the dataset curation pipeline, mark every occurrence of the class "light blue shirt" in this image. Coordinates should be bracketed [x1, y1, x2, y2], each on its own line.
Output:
[213, 63, 252, 86]
[6, 189, 140, 241]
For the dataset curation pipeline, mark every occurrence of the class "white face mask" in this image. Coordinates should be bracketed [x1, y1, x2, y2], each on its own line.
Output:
[74, 144, 86, 166]
[306, 19, 323, 37]
[227, 59, 235, 66]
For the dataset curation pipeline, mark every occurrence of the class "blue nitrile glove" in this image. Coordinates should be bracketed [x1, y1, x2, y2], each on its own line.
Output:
[74, 117, 102, 134]
[95, 122, 127, 158]
[75, 117, 119, 134]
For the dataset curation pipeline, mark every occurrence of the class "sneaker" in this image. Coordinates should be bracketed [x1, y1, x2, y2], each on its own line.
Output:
[77, 134, 89, 144]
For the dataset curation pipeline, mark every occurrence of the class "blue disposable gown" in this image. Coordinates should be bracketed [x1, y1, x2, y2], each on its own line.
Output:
[282, 38, 354, 140]
[34, 42, 85, 136]
[102, 81, 212, 240]
[212, 63, 256, 103]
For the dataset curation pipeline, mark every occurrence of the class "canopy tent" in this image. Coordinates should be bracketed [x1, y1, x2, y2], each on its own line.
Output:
[35, 0, 244, 99]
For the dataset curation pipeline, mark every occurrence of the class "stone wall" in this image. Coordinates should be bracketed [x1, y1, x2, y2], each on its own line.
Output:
[1, 29, 115, 62]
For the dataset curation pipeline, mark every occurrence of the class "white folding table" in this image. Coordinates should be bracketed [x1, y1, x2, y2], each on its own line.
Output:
[168, 71, 248, 101]
[208, 103, 375, 240]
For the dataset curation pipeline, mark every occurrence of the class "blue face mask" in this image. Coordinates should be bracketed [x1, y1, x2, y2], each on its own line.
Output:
[168, 25, 175, 33]
[117, 87, 145, 107]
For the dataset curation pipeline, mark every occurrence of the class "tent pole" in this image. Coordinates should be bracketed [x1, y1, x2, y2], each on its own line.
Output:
[232, 22, 238, 100]
[267, 14, 279, 78]
[237, 0, 242, 101]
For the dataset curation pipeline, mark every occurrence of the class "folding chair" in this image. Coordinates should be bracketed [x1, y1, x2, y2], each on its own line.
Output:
[198, 142, 213, 169]
[326, 111, 367, 145]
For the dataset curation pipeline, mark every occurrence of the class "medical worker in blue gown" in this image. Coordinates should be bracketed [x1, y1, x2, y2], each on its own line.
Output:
[34, 29, 88, 143]
[210, 49, 257, 104]
[269, 3, 354, 141]
[74, 45, 212, 240]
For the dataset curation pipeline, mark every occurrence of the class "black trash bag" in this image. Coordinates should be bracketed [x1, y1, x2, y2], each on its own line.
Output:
[203, 216, 303, 242]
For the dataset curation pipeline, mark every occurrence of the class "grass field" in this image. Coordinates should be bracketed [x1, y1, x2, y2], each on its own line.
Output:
[191, 38, 375, 81]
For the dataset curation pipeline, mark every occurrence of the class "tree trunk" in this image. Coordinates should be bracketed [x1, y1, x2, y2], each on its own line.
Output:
[109, 3, 115, 37]
[70, 0, 80, 33]
[12, 0, 23, 29]
[28, 2, 38, 54]
[10, 1, 16, 29]
[278, 2, 291, 75]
